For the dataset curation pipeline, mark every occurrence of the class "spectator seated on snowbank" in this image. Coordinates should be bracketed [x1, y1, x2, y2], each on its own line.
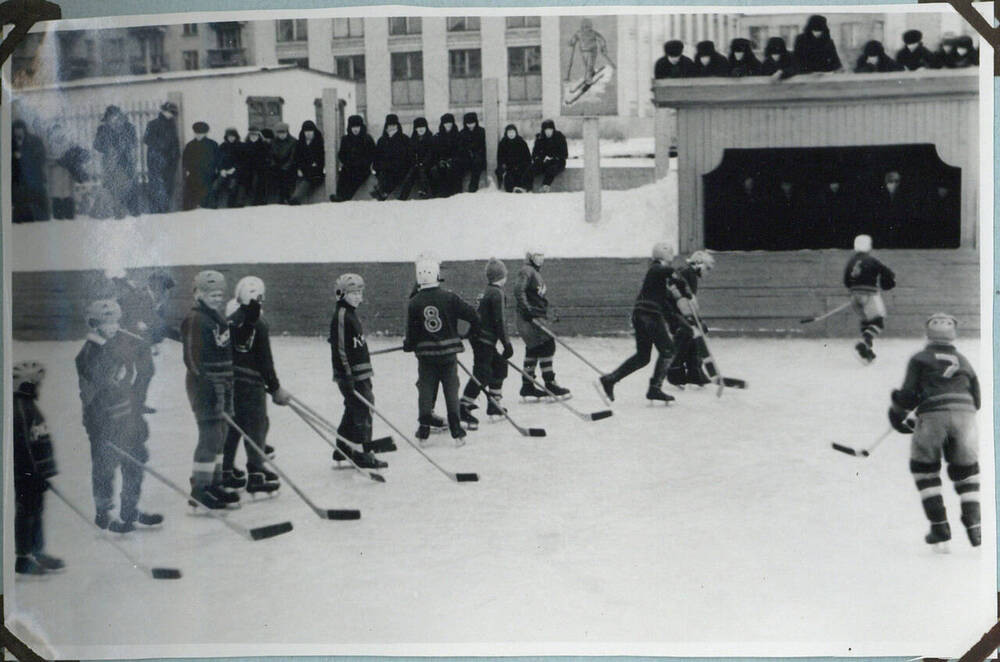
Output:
[530, 119, 568, 193]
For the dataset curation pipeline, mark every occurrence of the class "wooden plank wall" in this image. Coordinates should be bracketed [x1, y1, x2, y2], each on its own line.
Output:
[12, 250, 979, 341]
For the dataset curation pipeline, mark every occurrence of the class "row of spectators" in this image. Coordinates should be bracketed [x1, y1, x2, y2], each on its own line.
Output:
[655, 16, 979, 80]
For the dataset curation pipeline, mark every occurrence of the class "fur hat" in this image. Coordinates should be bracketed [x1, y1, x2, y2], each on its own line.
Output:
[664, 40, 684, 57]
[347, 115, 365, 129]
[440, 112, 456, 125]
[765, 37, 788, 56]
[160, 101, 179, 114]
[485, 258, 507, 283]
[903, 29, 923, 45]
[463, 111, 478, 124]
[192, 121, 209, 134]
[862, 40, 885, 58]
[413, 116, 428, 130]
[805, 15, 828, 33]
[695, 40, 716, 56]
[384, 113, 400, 127]
[275, 122, 290, 133]
[541, 118, 556, 131]
[730, 38, 752, 53]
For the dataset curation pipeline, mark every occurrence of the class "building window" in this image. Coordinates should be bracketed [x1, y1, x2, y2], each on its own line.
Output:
[390, 51, 423, 106]
[217, 25, 242, 49]
[183, 50, 199, 70]
[780, 25, 798, 48]
[183, 23, 198, 36]
[508, 45, 541, 102]
[276, 19, 308, 42]
[102, 37, 125, 71]
[506, 16, 540, 29]
[389, 17, 422, 36]
[449, 48, 482, 105]
[279, 57, 309, 67]
[447, 17, 480, 32]
[333, 17, 364, 39]
[335, 54, 365, 80]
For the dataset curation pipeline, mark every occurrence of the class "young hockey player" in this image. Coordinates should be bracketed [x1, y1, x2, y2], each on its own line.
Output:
[662, 250, 718, 389]
[404, 257, 480, 444]
[76, 299, 164, 531]
[12, 361, 63, 575]
[844, 234, 896, 364]
[598, 242, 680, 404]
[460, 258, 515, 428]
[181, 270, 239, 509]
[329, 273, 387, 469]
[408, 253, 449, 433]
[515, 249, 571, 399]
[222, 276, 291, 495]
[889, 312, 980, 549]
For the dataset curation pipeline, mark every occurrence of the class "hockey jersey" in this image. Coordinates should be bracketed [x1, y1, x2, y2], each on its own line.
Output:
[843, 253, 896, 293]
[13, 387, 57, 482]
[229, 306, 281, 392]
[181, 301, 233, 383]
[514, 262, 548, 320]
[634, 262, 687, 318]
[897, 342, 980, 414]
[473, 283, 510, 348]
[75, 331, 145, 432]
[405, 285, 480, 359]
[117, 282, 180, 345]
[329, 299, 372, 382]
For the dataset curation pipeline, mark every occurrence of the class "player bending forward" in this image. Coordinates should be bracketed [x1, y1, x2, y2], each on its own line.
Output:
[460, 258, 515, 428]
[844, 234, 896, 364]
[889, 312, 981, 549]
[515, 249, 570, 399]
[329, 273, 387, 469]
[405, 257, 480, 445]
[222, 276, 291, 495]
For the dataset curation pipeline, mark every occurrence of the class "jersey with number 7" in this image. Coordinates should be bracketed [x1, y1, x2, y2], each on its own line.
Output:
[897, 342, 980, 414]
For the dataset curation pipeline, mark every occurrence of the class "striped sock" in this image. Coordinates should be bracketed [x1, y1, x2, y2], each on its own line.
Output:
[911, 459, 946, 523]
[949, 463, 980, 530]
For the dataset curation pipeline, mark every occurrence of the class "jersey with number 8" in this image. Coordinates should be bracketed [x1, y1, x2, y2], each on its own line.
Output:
[898, 342, 980, 415]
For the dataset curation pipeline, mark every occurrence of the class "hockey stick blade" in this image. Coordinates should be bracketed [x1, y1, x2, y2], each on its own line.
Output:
[455, 473, 479, 482]
[150, 568, 182, 580]
[831, 442, 862, 457]
[323, 509, 362, 520]
[589, 410, 614, 421]
[527, 427, 547, 437]
[249, 521, 294, 540]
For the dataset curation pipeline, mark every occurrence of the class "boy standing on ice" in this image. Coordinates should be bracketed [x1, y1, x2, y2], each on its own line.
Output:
[844, 234, 896, 364]
[404, 257, 480, 444]
[889, 312, 980, 549]
[515, 249, 570, 399]
[459, 258, 515, 428]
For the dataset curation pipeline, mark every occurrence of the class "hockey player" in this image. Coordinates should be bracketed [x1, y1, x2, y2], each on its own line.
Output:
[663, 250, 719, 388]
[515, 250, 571, 399]
[889, 312, 980, 548]
[76, 300, 164, 531]
[222, 277, 291, 494]
[460, 258, 515, 428]
[181, 271, 239, 509]
[404, 257, 480, 444]
[12, 361, 63, 575]
[329, 273, 387, 469]
[844, 234, 896, 364]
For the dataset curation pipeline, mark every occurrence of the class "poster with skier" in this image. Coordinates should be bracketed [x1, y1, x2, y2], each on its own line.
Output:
[560, 15, 618, 115]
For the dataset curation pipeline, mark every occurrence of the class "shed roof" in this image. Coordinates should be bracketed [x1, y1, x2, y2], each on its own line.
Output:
[16, 65, 353, 92]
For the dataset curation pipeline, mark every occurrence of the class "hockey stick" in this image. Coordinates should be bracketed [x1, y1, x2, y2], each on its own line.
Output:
[506, 359, 613, 422]
[800, 300, 851, 325]
[532, 320, 606, 377]
[48, 483, 181, 580]
[371, 345, 405, 356]
[351, 388, 479, 483]
[286, 395, 396, 454]
[456, 359, 546, 437]
[288, 401, 386, 483]
[107, 443, 293, 541]
[831, 426, 894, 458]
[223, 412, 362, 519]
[689, 308, 727, 398]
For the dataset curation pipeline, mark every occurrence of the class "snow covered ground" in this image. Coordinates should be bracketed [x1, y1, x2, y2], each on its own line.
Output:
[6, 335, 994, 659]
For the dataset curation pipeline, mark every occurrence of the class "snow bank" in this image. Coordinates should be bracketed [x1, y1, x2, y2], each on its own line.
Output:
[10, 174, 677, 272]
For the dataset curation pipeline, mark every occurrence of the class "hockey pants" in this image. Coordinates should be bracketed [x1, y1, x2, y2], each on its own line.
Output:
[607, 311, 674, 386]
[338, 378, 373, 447]
[417, 358, 462, 437]
[223, 382, 269, 473]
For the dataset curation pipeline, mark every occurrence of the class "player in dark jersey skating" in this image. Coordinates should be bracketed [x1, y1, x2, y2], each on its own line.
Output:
[844, 234, 896, 364]
[661, 250, 716, 390]
[515, 249, 570, 399]
[889, 312, 981, 550]
[459, 258, 515, 428]
[404, 257, 480, 445]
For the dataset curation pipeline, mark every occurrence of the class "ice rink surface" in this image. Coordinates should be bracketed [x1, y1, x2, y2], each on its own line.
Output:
[6, 334, 995, 658]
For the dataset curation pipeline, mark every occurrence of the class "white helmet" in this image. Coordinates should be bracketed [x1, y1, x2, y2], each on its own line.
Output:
[853, 234, 873, 253]
[415, 259, 441, 287]
[526, 248, 544, 266]
[688, 250, 715, 271]
[234, 276, 265, 305]
[12, 360, 46, 388]
[926, 312, 957, 343]
[224, 298, 240, 318]
[651, 242, 674, 263]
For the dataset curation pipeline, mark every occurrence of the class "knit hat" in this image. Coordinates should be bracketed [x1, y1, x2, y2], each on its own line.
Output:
[664, 40, 684, 57]
[160, 101, 179, 114]
[192, 121, 209, 134]
[853, 234, 872, 253]
[193, 270, 226, 294]
[903, 29, 922, 45]
[102, 105, 123, 122]
[275, 122, 290, 133]
[485, 258, 507, 283]
[925, 312, 957, 343]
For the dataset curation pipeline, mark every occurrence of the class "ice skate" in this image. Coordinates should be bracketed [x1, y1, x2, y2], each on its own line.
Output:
[545, 381, 571, 400]
[15, 555, 47, 576]
[188, 485, 228, 511]
[962, 510, 982, 547]
[415, 424, 431, 445]
[520, 380, 548, 401]
[646, 385, 675, 404]
[597, 375, 615, 403]
[925, 522, 951, 552]
[353, 450, 388, 469]
[264, 444, 276, 459]
[486, 398, 507, 419]
[460, 404, 479, 430]
[854, 341, 875, 365]
[107, 519, 135, 534]
[123, 510, 164, 528]
[32, 552, 65, 572]
[207, 484, 241, 508]
[246, 472, 280, 497]
[95, 509, 112, 530]
[541, 184, 551, 193]
[222, 469, 247, 489]
[453, 429, 467, 448]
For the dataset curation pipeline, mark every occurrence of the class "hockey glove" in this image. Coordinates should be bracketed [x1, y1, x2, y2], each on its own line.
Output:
[891, 388, 919, 411]
[271, 387, 291, 406]
[888, 405, 915, 434]
[501, 341, 514, 360]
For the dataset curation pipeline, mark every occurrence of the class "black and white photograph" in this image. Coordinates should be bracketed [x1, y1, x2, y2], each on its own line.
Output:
[2, 3, 995, 658]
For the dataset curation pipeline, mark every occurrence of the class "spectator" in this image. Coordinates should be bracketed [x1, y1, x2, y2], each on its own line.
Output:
[935, 32, 957, 68]
[693, 40, 730, 77]
[896, 30, 938, 71]
[182, 121, 218, 210]
[951, 36, 979, 68]
[290, 120, 325, 205]
[398, 117, 433, 201]
[240, 127, 269, 206]
[760, 37, 799, 79]
[430, 113, 462, 198]
[93, 105, 139, 218]
[212, 128, 243, 209]
[371, 114, 411, 201]
[811, 174, 857, 248]
[918, 180, 960, 248]
[143, 101, 180, 214]
[654, 40, 696, 79]
[496, 124, 532, 193]
[458, 112, 487, 193]
[11, 119, 49, 222]
[794, 15, 842, 73]
[769, 178, 808, 249]
[269, 122, 297, 204]
[871, 170, 914, 247]
[331, 114, 374, 202]
[46, 123, 83, 220]
[530, 119, 568, 193]
[855, 40, 902, 73]
[728, 175, 766, 249]
[728, 38, 762, 77]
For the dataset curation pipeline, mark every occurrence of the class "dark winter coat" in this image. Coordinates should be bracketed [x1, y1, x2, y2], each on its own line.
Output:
[182, 137, 219, 186]
[337, 118, 375, 173]
[854, 41, 902, 73]
[433, 121, 462, 165]
[239, 137, 271, 188]
[895, 44, 939, 71]
[409, 127, 434, 167]
[728, 39, 762, 77]
[143, 113, 180, 179]
[12, 128, 46, 190]
[531, 121, 568, 163]
[950, 36, 979, 68]
[216, 131, 242, 177]
[654, 55, 696, 79]
[693, 42, 730, 77]
[497, 125, 531, 174]
[374, 128, 411, 178]
[458, 123, 487, 170]
[760, 38, 799, 78]
[93, 117, 138, 183]
[270, 134, 298, 175]
[793, 15, 842, 73]
[13, 386, 58, 484]
[871, 186, 917, 247]
[294, 121, 325, 181]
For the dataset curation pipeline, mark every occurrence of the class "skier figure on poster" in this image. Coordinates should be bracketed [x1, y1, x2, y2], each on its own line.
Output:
[564, 18, 615, 105]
